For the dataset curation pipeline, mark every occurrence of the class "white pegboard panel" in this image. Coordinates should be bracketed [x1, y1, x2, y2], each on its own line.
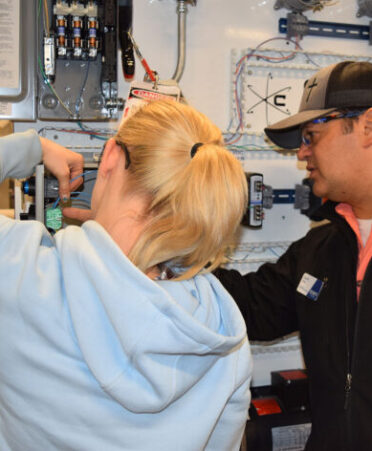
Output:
[223, 239, 304, 387]
[228, 48, 372, 145]
[225, 240, 291, 273]
[249, 333, 304, 387]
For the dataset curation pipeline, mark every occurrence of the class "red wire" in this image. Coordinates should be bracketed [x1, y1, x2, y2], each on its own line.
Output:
[232, 36, 300, 135]
[140, 58, 156, 82]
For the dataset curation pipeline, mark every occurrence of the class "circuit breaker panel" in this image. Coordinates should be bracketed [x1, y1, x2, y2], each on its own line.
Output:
[38, 0, 123, 121]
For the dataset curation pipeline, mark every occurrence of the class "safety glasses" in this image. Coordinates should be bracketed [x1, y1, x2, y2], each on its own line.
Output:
[301, 110, 365, 146]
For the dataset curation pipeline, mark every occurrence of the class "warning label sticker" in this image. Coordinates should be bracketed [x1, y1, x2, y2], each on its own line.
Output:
[271, 423, 311, 451]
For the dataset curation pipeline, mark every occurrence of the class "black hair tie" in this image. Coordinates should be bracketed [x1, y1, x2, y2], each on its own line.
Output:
[190, 142, 203, 158]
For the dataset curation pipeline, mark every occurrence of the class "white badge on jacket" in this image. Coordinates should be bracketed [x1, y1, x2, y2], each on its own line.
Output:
[297, 272, 324, 301]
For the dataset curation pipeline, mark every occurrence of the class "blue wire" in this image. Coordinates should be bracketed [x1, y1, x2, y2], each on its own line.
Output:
[73, 61, 113, 141]
[54, 194, 91, 208]
[230, 36, 319, 136]
[53, 170, 97, 208]
[70, 170, 97, 181]
[77, 121, 108, 141]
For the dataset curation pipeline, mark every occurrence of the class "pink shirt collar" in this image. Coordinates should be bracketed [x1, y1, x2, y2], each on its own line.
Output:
[336, 203, 372, 300]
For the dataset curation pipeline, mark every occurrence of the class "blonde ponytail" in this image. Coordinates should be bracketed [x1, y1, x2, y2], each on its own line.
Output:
[115, 100, 247, 280]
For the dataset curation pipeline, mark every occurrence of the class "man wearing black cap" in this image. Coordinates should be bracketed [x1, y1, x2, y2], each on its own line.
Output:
[215, 61, 372, 450]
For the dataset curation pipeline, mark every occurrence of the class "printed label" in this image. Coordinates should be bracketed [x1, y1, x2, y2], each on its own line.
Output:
[122, 81, 181, 122]
[297, 272, 324, 301]
[272, 423, 311, 451]
[0, 102, 12, 116]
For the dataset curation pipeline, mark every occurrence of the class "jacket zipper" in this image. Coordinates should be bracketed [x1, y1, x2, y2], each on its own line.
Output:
[343, 268, 353, 411]
[344, 286, 352, 411]
[345, 266, 370, 411]
[322, 205, 364, 448]
[344, 372, 352, 410]
[341, 224, 359, 413]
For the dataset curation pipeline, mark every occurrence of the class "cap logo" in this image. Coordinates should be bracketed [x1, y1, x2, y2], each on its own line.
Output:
[306, 78, 318, 102]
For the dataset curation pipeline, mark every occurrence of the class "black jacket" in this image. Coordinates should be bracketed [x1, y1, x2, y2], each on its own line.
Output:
[215, 201, 372, 451]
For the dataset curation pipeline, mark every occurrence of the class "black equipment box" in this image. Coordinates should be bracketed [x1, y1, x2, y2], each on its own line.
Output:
[244, 369, 311, 451]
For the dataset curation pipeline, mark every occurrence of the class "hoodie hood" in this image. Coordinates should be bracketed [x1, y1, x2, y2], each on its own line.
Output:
[56, 221, 247, 413]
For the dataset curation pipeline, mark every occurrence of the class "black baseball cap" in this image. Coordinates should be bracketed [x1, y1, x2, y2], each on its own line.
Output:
[264, 61, 372, 149]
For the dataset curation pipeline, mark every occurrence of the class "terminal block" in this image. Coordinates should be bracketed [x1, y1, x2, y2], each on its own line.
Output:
[242, 172, 264, 229]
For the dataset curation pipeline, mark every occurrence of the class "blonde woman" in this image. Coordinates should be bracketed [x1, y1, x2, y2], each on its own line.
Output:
[0, 100, 252, 451]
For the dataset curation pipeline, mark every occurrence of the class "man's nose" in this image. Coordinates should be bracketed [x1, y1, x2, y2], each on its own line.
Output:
[297, 143, 312, 161]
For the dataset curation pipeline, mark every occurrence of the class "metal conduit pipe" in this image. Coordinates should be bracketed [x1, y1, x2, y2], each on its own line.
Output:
[172, 0, 188, 82]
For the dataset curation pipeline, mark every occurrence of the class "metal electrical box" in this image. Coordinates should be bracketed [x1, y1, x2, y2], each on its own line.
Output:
[37, 0, 123, 121]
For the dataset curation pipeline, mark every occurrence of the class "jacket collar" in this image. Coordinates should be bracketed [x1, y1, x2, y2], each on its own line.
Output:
[311, 200, 340, 222]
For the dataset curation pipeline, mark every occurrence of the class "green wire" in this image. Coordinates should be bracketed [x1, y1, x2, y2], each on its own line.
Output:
[38, 56, 74, 116]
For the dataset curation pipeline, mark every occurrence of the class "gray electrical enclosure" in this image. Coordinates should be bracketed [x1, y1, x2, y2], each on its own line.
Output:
[37, 0, 122, 121]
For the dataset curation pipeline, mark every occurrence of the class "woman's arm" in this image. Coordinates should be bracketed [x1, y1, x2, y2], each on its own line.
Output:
[40, 136, 84, 200]
[0, 130, 42, 182]
[0, 130, 84, 201]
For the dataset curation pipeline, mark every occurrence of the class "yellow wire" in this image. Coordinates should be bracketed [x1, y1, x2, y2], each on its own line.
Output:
[48, 82, 74, 117]
[43, 0, 50, 37]
[38, 57, 74, 117]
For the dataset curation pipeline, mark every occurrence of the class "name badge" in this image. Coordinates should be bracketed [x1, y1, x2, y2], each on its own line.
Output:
[297, 272, 324, 301]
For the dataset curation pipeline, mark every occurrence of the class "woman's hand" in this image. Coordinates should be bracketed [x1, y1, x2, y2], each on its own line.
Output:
[40, 137, 84, 201]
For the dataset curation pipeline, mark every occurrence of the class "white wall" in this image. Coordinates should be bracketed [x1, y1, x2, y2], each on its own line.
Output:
[131, 0, 371, 127]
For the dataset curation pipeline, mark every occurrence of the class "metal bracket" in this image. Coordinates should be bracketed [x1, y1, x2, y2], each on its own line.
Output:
[279, 14, 371, 43]
[272, 189, 296, 204]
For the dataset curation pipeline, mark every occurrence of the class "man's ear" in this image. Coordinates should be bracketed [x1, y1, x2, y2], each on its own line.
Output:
[99, 138, 123, 176]
[363, 108, 372, 142]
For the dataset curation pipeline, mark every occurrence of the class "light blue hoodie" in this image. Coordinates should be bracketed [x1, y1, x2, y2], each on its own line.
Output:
[0, 130, 252, 451]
